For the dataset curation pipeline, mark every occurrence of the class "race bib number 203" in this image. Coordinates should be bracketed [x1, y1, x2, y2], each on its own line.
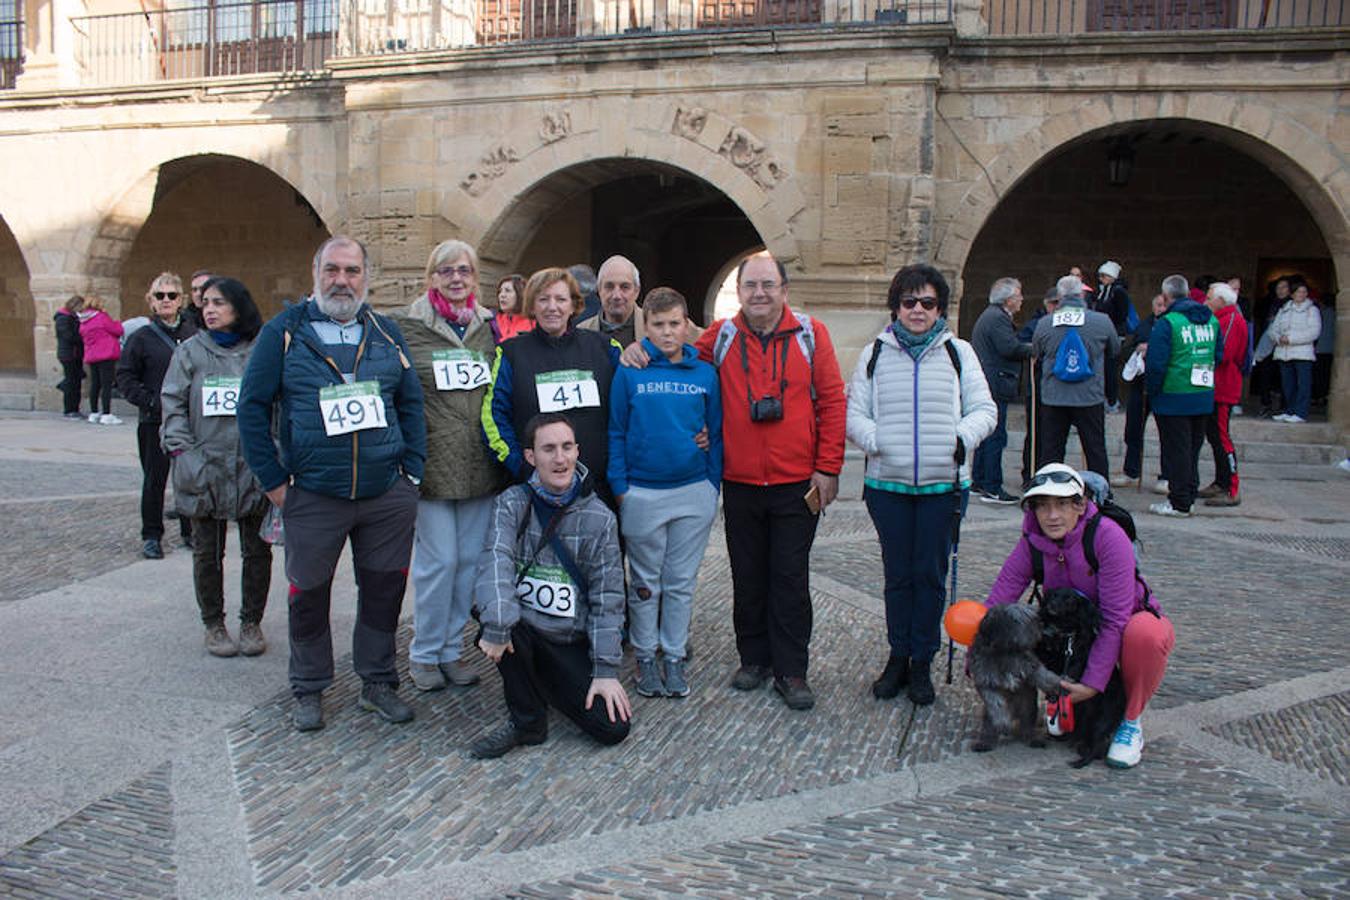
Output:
[516, 564, 577, 618]
[319, 381, 388, 437]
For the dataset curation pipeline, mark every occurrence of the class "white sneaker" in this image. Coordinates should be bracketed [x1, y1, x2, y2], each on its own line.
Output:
[1107, 718, 1143, 768]
[1272, 413, 1293, 422]
[1232, 404, 1243, 416]
[1151, 479, 1169, 495]
[88, 412, 102, 423]
[1109, 472, 1137, 488]
[1149, 500, 1191, 518]
[99, 413, 123, 425]
[1337, 458, 1350, 474]
[1285, 415, 1307, 424]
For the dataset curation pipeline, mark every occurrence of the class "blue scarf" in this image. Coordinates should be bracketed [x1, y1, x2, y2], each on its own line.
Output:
[890, 317, 947, 360]
[528, 469, 582, 508]
[209, 329, 243, 347]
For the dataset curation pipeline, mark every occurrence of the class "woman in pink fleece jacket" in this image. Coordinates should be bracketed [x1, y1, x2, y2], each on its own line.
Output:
[78, 296, 124, 422]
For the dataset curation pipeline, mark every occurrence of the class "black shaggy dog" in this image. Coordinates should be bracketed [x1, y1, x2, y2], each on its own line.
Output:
[1035, 588, 1128, 768]
[969, 604, 1063, 752]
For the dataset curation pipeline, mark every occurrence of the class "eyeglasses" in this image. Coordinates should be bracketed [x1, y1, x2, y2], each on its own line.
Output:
[152, 292, 180, 301]
[1027, 470, 1082, 490]
[900, 296, 939, 311]
[436, 265, 474, 278]
[740, 280, 781, 293]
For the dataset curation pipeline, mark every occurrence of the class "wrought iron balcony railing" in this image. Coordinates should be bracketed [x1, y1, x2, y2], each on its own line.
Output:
[985, 0, 1346, 35]
[71, 0, 336, 86]
[1, 16, 21, 89]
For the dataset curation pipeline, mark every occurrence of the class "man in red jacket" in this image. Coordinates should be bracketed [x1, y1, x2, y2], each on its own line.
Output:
[1199, 281, 1249, 506]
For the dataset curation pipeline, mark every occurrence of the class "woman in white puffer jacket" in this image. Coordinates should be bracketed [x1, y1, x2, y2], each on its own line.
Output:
[1270, 282, 1321, 423]
[846, 264, 996, 707]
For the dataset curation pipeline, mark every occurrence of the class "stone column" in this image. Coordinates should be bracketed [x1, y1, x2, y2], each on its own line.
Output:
[16, 0, 84, 90]
[28, 273, 91, 411]
[1333, 285, 1350, 449]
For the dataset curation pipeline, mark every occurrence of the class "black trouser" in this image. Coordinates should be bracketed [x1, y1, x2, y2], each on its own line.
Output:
[1104, 349, 1119, 406]
[1021, 380, 1044, 486]
[192, 513, 272, 626]
[89, 360, 115, 415]
[59, 360, 84, 414]
[1156, 413, 1207, 513]
[722, 480, 820, 679]
[138, 423, 191, 542]
[492, 620, 630, 746]
[1036, 403, 1109, 478]
[282, 479, 419, 696]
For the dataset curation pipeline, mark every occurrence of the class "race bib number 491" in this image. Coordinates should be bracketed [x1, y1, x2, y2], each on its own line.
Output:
[432, 349, 489, 392]
[516, 564, 577, 618]
[535, 369, 600, 413]
[201, 376, 241, 417]
[319, 381, 388, 437]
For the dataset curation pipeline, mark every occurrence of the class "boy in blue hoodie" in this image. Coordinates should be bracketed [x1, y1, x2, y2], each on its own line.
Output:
[608, 287, 723, 698]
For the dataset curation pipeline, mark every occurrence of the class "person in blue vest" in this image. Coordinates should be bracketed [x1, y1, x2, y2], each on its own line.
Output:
[238, 235, 427, 732]
[1145, 274, 1222, 518]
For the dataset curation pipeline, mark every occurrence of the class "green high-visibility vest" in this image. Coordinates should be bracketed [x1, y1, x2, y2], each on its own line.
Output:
[1160, 310, 1219, 396]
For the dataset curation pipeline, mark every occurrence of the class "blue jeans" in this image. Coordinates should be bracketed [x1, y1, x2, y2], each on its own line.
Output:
[864, 487, 958, 663]
[1280, 359, 1313, 419]
[972, 398, 1008, 494]
[409, 494, 494, 665]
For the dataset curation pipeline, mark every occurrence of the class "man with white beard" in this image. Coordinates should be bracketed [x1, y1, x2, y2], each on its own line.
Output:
[239, 235, 428, 732]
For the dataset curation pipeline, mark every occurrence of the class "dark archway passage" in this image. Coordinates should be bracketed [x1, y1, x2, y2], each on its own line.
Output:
[0, 215, 34, 374]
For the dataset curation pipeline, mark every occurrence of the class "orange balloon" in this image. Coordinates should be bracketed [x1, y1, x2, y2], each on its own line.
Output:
[943, 600, 987, 647]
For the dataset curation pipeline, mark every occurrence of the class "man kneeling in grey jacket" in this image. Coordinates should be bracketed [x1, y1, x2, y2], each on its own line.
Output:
[469, 412, 632, 759]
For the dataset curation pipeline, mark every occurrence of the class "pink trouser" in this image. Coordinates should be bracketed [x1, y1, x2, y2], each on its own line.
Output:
[1121, 611, 1176, 720]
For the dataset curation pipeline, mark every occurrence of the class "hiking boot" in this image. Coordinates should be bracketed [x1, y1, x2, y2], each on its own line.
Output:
[635, 658, 665, 697]
[871, 655, 910, 699]
[292, 693, 324, 732]
[469, 721, 546, 759]
[142, 539, 164, 560]
[730, 664, 771, 691]
[663, 657, 690, 698]
[907, 658, 936, 706]
[1196, 482, 1224, 499]
[1106, 718, 1144, 768]
[1149, 501, 1192, 518]
[359, 682, 414, 723]
[409, 661, 447, 692]
[1204, 493, 1241, 508]
[204, 623, 238, 658]
[774, 676, 815, 711]
[238, 622, 266, 657]
[439, 659, 481, 687]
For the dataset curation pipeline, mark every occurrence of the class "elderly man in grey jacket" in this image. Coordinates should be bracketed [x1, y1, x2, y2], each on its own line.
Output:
[970, 277, 1033, 503]
[1032, 275, 1121, 477]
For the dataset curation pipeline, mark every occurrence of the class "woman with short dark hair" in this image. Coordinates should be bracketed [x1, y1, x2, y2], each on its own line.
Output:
[54, 295, 86, 418]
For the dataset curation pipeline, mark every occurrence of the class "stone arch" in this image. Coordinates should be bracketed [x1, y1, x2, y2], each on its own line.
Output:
[463, 110, 806, 277]
[703, 243, 765, 324]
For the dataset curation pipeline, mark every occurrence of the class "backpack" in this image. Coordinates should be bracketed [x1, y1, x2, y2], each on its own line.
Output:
[865, 334, 962, 380]
[1026, 503, 1158, 617]
[1051, 326, 1094, 383]
[712, 313, 816, 400]
[1124, 303, 1140, 334]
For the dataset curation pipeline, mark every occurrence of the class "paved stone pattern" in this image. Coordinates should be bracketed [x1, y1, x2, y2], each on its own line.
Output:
[0, 765, 175, 898]
[0, 459, 138, 502]
[515, 740, 1350, 898]
[1223, 531, 1350, 561]
[1211, 692, 1350, 787]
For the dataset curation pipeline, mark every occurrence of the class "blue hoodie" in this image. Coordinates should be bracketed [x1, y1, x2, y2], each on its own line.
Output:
[607, 338, 722, 496]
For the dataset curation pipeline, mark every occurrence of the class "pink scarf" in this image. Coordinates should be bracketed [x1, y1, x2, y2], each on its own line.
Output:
[429, 288, 476, 326]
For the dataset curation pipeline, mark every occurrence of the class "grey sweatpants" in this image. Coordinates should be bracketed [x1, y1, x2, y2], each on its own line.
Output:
[619, 480, 718, 661]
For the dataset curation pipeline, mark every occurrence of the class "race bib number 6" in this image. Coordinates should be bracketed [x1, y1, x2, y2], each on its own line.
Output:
[516, 564, 576, 618]
[432, 349, 489, 392]
[201, 375, 241, 417]
[1052, 308, 1086, 327]
[1190, 364, 1215, 388]
[319, 381, 388, 437]
[535, 369, 600, 413]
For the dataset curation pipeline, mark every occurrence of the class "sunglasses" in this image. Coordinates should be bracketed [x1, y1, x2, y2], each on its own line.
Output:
[899, 296, 939, 311]
[1027, 470, 1082, 489]
[152, 291, 180, 300]
[436, 265, 474, 278]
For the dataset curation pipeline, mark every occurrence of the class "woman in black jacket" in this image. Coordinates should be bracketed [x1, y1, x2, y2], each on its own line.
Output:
[54, 295, 85, 417]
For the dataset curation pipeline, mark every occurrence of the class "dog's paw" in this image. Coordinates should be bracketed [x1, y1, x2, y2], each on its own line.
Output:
[971, 740, 994, 753]
[1069, 756, 1093, 769]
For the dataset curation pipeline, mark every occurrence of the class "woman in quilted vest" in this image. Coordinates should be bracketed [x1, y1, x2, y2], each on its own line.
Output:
[391, 240, 508, 692]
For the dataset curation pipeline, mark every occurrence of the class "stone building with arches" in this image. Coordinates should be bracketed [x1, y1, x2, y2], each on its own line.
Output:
[0, 2, 1345, 439]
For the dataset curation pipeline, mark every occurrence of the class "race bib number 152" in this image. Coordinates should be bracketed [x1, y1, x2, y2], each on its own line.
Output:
[432, 349, 489, 392]
[319, 381, 388, 437]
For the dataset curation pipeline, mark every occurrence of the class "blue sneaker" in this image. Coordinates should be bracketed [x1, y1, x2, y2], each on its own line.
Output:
[1107, 718, 1143, 768]
[635, 658, 665, 697]
[663, 657, 690, 697]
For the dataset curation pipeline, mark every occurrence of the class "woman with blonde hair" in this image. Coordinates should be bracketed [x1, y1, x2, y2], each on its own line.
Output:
[391, 240, 507, 691]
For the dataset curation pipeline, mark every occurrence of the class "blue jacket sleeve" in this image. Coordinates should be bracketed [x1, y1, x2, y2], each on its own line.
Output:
[481, 348, 526, 480]
[1144, 318, 1172, 399]
[389, 324, 427, 479]
[607, 367, 632, 497]
[238, 320, 289, 492]
[705, 366, 723, 489]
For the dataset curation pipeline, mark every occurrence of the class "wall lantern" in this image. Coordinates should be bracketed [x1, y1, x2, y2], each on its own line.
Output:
[1108, 139, 1135, 186]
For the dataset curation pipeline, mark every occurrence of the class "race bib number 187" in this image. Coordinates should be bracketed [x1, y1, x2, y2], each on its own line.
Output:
[319, 381, 388, 437]
[535, 369, 600, 413]
[432, 349, 490, 392]
[201, 376, 240, 417]
[1052, 308, 1086, 327]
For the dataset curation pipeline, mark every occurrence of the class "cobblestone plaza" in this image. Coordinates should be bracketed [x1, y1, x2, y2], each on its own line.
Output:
[0, 411, 1348, 897]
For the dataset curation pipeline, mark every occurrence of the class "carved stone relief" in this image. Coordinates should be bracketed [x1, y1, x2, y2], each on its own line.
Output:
[459, 146, 520, 197]
[717, 126, 786, 191]
[539, 108, 572, 144]
[671, 105, 707, 140]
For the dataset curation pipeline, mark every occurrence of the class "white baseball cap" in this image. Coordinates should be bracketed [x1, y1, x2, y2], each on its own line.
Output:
[1021, 463, 1085, 506]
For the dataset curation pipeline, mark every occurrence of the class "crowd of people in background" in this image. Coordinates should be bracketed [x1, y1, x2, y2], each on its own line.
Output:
[47, 236, 1338, 769]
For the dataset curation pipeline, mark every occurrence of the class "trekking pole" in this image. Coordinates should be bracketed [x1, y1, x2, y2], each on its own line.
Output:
[945, 453, 963, 685]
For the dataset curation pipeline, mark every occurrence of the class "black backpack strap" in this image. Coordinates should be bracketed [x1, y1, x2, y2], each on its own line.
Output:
[944, 339, 962, 376]
[1082, 511, 1103, 575]
[865, 337, 886, 379]
[1028, 543, 1044, 604]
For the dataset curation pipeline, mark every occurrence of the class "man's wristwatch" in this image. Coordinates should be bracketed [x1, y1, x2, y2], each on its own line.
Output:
[405, 472, 422, 486]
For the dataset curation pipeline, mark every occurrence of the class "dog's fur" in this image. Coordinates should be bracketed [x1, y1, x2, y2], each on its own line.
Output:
[1035, 588, 1128, 768]
[968, 604, 1063, 752]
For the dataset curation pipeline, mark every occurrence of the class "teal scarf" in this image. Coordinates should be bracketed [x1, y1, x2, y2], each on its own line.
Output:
[890, 317, 948, 360]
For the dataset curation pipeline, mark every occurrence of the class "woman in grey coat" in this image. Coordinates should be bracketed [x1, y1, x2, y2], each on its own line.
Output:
[160, 278, 272, 658]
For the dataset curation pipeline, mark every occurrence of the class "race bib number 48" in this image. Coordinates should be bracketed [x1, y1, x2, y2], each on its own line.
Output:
[516, 564, 577, 618]
[201, 376, 241, 417]
[319, 381, 388, 436]
[535, 369, 600, 413]
[432, 349, 490, 392]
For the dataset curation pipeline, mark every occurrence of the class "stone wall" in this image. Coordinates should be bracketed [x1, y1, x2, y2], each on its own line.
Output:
[0, 217, 35, 374]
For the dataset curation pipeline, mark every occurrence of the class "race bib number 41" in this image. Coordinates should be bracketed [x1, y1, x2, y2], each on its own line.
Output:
[432, 349, 489, 392]
[516, 564, 577, 618]
[1052, 308, 1086, 327]
[319, 381, 388, 437]
[535, 369, 600, 412]
[201, 376, 241, 417]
